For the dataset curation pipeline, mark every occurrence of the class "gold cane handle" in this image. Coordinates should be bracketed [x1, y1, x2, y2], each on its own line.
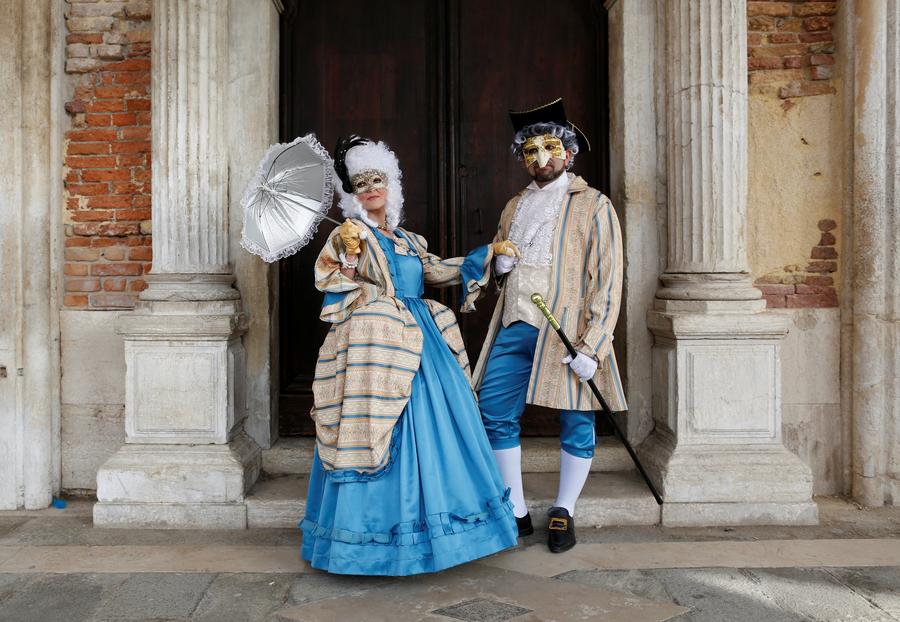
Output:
[530, 293, 560, 330]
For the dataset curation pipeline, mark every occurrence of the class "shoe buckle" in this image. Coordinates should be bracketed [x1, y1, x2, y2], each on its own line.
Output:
[549, 517, 568, 531]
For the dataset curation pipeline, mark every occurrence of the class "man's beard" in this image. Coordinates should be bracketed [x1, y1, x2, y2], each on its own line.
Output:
[533, 166, 565, 183]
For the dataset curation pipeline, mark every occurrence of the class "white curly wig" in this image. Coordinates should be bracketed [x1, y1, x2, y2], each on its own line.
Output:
[336, 140, 404, 230]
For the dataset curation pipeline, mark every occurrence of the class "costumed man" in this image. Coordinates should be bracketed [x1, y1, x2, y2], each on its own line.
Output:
[472, 99, 626, 553]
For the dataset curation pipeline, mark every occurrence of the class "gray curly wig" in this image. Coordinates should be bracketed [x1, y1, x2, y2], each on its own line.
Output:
[510, 122, 579, 171]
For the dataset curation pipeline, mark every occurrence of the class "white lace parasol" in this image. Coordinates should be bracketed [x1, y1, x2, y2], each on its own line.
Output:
[240, 134, 341, 263]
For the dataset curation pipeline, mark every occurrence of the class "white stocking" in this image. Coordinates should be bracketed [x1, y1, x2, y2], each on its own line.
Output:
[554, 449, 593, 516]
[493, 447, 527, 518]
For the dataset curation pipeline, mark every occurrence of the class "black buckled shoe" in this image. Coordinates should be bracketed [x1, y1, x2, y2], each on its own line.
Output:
[515, 512, 534, 538]
[547, 507, 576, 553]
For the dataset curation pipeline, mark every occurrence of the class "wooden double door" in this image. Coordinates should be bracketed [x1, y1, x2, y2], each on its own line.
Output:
[279, 0, 609, 436]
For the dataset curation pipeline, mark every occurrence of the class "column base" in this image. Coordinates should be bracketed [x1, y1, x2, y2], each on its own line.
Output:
[94, 432, 261, 529]
[656, 273, 763, 308]
[662, 502, 819, 527]
[644, 306, 817, 526]
[639, 432, 818, 526]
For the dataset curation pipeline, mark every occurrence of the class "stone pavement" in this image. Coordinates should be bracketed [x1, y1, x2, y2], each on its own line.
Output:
[0, 498, 898, 621]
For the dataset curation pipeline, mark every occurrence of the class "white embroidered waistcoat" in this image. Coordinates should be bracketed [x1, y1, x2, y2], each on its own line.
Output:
[502, 172, 569, 328]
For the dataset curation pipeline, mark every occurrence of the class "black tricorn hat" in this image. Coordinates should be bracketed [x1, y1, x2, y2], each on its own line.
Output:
[508, 97, 591, 153]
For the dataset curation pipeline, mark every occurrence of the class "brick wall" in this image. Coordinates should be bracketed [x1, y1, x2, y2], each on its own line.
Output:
[747, 1, 837, 98]
[59, 1, 838, 310]
[63, 0, 152, 309]
[747, 1, 839, 309]
[756, 219, 839, 308]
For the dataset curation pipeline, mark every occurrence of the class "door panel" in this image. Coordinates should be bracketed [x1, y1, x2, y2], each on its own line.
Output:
[454, 1, 607, 434]
[279, 0, 608, 436]
[279, 0, 440, 435]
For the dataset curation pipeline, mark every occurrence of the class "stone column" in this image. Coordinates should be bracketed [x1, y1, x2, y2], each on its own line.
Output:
[94, 0, 261, 528]
[657, 0, 761, 305]
[849, 1, 900, 507]
[0, 0, 63, 510]
[605, 0, 663, 444]
[639, 0, 817, 526]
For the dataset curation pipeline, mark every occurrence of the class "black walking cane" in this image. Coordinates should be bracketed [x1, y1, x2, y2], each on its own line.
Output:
[531, 294, 663, 505]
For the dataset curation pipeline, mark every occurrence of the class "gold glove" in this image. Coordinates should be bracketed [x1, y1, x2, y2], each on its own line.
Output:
[492, 240, 521, 258]
[338, 219, 364, 255]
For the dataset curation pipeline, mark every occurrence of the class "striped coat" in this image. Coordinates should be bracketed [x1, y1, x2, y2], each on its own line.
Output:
[312, 220, 493, 472]
[471, 174, 628, 413]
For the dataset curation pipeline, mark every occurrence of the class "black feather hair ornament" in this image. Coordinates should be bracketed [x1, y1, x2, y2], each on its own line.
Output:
[333, 134, 369, 194]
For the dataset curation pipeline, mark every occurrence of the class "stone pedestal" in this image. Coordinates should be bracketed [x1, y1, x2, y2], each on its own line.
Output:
[95, 433, 260, 529]
[641, 309, 817, 525]
[640, 0, 816, 525]
[94, 0, 261, 528]
[95, 286, 262, 529]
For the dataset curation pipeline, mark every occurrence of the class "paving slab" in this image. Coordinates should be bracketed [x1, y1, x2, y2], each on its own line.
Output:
[0, 516, 94, 545]
[191, 573, 294, 622]
[286, 572, 394, 605]
[93, 572, 215, 620]
[0, 573, 123, 622]
[261, 436, 632, 476]
[4, 538, 900, 577]
[559, 568, 805, 622]
[0, 500, 94, 519]
[273, 564, 687, 622]
[0, 573, 36, 604]
[247, 470, 659, 529]
[478, 538, 900, 578]
[742, 567, 896, 622]
[825, 567, 900, 617]
[0, 545, 311, 574]
[0, 518, 30, 538]
[0, 515, 299, 547]
[0, 545, 22, 566]
[246, 475, 307, 529]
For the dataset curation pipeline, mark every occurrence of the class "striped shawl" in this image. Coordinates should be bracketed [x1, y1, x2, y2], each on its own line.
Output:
[312, 220, 493, 472]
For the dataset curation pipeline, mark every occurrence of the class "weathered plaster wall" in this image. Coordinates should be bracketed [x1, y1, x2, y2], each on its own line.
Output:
[747, 94, 844, 286]
[776, 308, 843, 495]
[744, 1, 846, 494]
[60, 310, 125, 491]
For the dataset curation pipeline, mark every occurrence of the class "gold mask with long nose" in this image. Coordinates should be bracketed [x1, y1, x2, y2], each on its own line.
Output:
[522, 134, 566, 168]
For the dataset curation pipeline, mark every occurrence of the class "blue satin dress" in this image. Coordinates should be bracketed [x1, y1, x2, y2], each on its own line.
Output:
[301, 229, 518, 576]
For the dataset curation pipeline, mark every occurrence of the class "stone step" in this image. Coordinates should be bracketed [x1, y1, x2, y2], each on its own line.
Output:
[245, 470, 660, 529]
[262, 436, 634, 476]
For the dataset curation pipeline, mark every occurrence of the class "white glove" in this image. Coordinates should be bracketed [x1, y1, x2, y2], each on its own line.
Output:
[495, 254, 517, 275]
[562, 352, 598, 381]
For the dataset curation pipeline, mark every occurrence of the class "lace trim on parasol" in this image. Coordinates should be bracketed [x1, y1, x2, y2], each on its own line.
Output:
[240, 133, 336, 263]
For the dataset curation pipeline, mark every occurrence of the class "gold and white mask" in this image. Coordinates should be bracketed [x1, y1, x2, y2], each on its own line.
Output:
[522, 134, 566, 168]
[350, 169, 388, 195]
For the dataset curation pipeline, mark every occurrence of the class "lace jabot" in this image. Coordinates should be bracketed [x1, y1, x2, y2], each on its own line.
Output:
[507, 173, 570, 266]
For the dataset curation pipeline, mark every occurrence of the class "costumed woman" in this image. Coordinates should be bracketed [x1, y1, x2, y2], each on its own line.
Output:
[300, 136, 521, 576]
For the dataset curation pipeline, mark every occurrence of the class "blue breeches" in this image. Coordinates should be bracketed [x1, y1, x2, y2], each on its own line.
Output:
[478, 322, 596, 458]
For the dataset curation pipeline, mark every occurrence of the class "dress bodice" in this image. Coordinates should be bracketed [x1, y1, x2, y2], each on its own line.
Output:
[373, 228, 424, 299]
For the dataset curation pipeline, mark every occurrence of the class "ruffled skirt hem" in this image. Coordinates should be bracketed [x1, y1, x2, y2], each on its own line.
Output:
[300, 501, 518, 576]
